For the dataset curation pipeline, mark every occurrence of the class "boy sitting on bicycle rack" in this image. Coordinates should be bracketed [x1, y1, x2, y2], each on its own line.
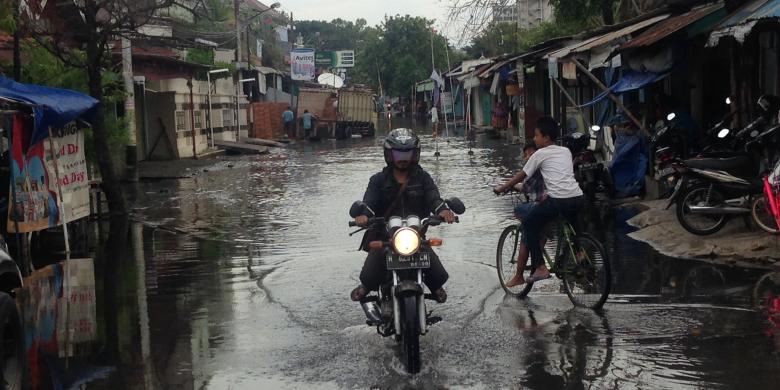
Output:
[504, 143, 547, 287]
[494, 117, 584, 284]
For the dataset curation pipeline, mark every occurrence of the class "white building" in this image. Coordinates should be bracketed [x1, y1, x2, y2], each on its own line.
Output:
[493, 0, 554, 29]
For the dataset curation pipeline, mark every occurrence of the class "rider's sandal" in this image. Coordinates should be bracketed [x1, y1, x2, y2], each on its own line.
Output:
[526, 273, 551, 283]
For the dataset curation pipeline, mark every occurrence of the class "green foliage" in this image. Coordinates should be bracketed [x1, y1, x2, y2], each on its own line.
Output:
[548, 0, 618, 25]
[466, 19, 592, 58]
[295, 18, 368, 50]
[185, 47, 214, 65]
[3, 41, 129, 166]
[0, 0, 15, 33]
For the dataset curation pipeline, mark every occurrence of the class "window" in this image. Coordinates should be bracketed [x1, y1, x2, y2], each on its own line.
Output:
[222, 109, 234, 127]
[175, 111, 187, 132]
[193, 111, 203, 129]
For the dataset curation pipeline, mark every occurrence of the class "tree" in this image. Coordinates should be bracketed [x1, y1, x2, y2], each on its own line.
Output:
[353, 16, 453, 96]
[22, 1, 195, 215]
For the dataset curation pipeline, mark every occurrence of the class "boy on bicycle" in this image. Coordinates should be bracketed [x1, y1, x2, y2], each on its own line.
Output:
[494, 117, 584, 284]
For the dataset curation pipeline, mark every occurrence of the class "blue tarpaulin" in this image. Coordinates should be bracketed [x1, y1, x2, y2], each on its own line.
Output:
[0, 76, 98, 144]
[578, 71, 668, 108]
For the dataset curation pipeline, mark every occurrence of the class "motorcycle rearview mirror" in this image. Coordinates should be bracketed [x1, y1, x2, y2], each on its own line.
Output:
[666, 113, 676, 121]
[717, 128, 730, 138]
[446, 197, 466, 215]
[349, 201, 368, 218]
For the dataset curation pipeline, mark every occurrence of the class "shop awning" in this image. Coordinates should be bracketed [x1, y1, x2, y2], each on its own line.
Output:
[546, 14, 669, 61]
[707, 0, 780, 46]
[256, 66, 283, 75]
[416, 80, 435, 92]
[578, 70, 668, 108]
[478, 54, 522, 78]
[620, 3, 724, 50]
[0, 76, 98, 145]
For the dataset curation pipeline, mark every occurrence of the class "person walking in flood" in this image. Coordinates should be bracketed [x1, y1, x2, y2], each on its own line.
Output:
[430, 104, 439, 137]
[283, 106, 295, 140]
[301, 109, 317, 139]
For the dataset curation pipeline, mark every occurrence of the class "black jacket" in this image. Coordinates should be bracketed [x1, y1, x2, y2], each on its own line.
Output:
[361, 165, 448, 219]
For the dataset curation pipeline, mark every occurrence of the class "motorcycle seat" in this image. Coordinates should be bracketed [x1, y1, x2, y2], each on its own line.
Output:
[684, 156, 751, 172]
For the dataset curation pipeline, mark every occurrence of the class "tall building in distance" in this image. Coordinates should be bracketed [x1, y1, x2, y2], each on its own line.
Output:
[492, 0, 554, 29]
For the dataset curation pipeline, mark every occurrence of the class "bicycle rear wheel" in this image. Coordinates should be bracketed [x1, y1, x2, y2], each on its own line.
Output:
[561, 233, 611, 310]
[496, 225, 533, 297]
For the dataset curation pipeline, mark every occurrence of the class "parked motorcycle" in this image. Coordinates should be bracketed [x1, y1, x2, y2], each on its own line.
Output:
[348, 198, 465, 374]
[563, 126, 613, 201]
[671, 110, 779, 235]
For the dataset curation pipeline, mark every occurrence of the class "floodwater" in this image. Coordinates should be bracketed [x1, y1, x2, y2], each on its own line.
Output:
[33, 120, 780, 389]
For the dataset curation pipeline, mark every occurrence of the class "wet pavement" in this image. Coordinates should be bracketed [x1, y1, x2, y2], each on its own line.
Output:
[49, 121, 780, 389]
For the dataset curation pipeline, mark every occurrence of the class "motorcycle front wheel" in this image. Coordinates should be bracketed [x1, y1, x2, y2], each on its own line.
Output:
[402, 295, 421, 374]
[676, 185, 728, 235]
[752, 195, 780, 234]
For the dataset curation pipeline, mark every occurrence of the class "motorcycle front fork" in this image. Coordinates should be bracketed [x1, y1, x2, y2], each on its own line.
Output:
[390, 270, 428, 337]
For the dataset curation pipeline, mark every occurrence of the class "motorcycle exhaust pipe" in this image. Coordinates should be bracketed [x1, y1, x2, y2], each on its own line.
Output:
[687, 205, 749, 215]
[361, 301, 383, 324]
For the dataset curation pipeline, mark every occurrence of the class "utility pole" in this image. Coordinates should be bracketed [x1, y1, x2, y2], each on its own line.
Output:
[12, 0, 21, 81]
[235, 0, 242, 64]
[121, 36, 138, 182]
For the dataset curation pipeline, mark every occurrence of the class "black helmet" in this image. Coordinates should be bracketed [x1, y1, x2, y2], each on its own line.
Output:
[383, 128, 421, 167]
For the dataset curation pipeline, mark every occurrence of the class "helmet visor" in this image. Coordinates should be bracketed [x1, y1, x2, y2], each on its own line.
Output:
[391, 149, 414, 162]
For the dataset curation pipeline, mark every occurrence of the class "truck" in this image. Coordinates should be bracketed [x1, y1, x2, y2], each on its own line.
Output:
[336, 87, 377, 139]
[296, 87, 339, 140]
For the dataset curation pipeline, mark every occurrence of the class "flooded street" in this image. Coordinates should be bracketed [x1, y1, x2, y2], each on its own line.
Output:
[77, 124, 780, 389]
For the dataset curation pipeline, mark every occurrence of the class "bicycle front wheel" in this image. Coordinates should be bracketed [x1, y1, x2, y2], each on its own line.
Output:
[496, 225, 533, 297]
[561, 233, 611, 310]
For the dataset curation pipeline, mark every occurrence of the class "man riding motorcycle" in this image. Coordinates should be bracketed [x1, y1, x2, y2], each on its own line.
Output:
[350, 128, 456, 303]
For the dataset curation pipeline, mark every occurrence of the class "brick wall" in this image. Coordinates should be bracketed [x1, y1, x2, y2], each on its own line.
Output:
[251, 102, 288, 140]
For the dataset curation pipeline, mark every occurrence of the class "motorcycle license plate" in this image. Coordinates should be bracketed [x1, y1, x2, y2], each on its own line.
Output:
[387, 252, 431, 270]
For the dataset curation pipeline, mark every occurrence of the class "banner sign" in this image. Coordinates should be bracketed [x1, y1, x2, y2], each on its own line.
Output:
[291, 48, 316, 81]
[8, 116, 91, 233]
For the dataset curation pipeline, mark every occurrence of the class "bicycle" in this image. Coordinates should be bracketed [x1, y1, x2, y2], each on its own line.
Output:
[495, 190, 611, 310]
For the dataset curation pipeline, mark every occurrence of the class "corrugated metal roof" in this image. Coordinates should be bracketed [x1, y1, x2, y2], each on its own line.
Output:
[546, 14, 669, 60]
[478, 54, 523, 78]
[620, 3, 723, 50]
[708, 0, 780, 45]
[717, 0, 779, 28]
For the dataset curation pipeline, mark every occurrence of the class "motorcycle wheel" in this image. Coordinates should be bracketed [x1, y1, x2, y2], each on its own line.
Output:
[676, 185, 728, 235]
[752, 195, 780, 234]
[401, 295, 421, 374]
[0, 292, 24, 390]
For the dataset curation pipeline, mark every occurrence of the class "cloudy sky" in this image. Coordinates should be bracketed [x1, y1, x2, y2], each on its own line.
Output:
[275, 0, 471, 43]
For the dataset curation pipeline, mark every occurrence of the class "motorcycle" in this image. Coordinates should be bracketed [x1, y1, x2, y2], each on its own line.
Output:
[671, 122, 779, 235]
[563, 126, 613, 201]
[348, 197, 465, 374]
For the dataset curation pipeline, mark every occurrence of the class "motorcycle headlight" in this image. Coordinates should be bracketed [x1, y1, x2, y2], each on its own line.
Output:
[392, 228, 420, 256]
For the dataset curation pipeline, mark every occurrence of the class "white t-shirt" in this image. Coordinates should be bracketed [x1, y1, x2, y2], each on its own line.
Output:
[522, 144, 583, 199]
[430, 106, 438, 123]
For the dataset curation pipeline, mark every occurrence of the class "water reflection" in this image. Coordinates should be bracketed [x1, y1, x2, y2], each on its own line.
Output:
[26, 128, 777, 389]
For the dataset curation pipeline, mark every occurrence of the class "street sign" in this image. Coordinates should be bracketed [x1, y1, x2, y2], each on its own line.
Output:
[335, 50, 355, 68]
[315, 51, 335, 67]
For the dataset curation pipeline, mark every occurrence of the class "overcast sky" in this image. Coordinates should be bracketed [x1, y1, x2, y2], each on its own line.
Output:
[275, 0, 468, 42]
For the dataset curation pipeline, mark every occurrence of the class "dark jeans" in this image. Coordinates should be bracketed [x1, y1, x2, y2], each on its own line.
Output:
[284, 121, 294, 139]
[360, 248, 449, 292]
[523, 196, 584, 268]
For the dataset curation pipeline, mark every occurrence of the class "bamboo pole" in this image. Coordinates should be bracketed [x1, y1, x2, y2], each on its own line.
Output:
[47, 126, 71, 367]
[550, 76, 594, 131]
[571, 59, 646, 135]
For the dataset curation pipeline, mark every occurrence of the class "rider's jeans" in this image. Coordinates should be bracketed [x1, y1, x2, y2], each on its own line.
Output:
[523, 195, 584, 268]
[360, 248, 448, 292]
